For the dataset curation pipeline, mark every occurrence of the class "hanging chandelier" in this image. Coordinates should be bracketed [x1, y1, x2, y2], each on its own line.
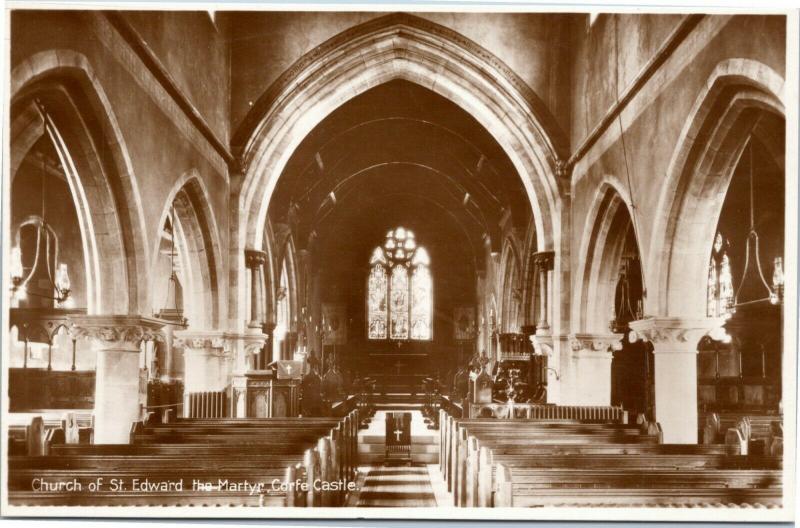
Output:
[733, 138, 784, 309]
[609, 255, 644, 342]
[9, 102, 71, 307]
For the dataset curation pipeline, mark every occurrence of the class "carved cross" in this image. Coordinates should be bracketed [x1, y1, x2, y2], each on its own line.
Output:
[394, 428, 403, 442]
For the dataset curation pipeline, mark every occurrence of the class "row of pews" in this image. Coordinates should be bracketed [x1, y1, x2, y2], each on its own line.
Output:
[439, 403, 783, 508]
[702, 411, 783, 456]
[8, 410, 359, 507]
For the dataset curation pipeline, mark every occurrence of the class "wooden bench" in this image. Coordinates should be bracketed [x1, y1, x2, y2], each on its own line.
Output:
[702, 412, 783, 455]
[439, 408, 782, 508]
[441, 414, 661, 506]
[8, 413, 93, 455]
[493, 469, 783, 507]
[439, 412, 660, 498]
[8, 410, 359, 507]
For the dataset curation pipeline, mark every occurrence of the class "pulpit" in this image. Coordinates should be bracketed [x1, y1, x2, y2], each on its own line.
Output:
[231, 370, 300, 417]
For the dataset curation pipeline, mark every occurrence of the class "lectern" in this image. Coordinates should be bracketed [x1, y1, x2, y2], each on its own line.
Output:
[385, 411, 412, 464]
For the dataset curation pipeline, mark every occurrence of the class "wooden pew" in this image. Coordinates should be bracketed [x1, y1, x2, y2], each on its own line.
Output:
[8, 413, 93, 455]
[440, 407, 782, 509]
[443, 417, 660, 506]
[8, 410, 359, 507]
[702, 412, 783, 455]
[494, 464, 783, 507]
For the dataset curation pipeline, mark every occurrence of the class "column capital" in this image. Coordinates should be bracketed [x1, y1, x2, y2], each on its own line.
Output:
[569, 333, 623, 355]
[174, 330, 268, 357]
[533, 250, 555, 271]
[629, 316, 723, 353]
[530, 334, 554, 356]
[173, 330, 229, 355]
[68, 315, 165, 348]
[244, 248, 267, 269]
[226, 331, 268, 356]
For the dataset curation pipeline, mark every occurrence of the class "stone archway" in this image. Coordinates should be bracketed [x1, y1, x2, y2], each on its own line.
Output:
[152, 172, 223, 329]
[649, 59, 785, 318]
[10, 50, 149, 314]
[574, 179, 641, 333]
[231, 14, 566, 333]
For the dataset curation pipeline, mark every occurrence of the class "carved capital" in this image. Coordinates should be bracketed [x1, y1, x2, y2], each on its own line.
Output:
[533, 250, 555, 272]
[629, 317, 723, 354]
[244, 248, 267, 269]
[173, 330, 230, 357]
[530, 334, 554, 357]
[569, 333, 623, 354]
[262, 321, 278, 335]
[226, 331, 268, 356]
[68, 315, 165, 348]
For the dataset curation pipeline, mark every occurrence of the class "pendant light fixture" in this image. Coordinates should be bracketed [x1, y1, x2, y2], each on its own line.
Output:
[9, 100, 71, 307]
[733, 137, 784, 308]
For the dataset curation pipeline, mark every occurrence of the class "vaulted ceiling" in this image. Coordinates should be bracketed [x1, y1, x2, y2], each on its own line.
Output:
[268, 79, 533, 267]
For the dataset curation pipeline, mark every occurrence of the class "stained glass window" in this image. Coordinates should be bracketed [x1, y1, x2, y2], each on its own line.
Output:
[367, 227, 432, 341]
[367, 249, 388, 339]
[390, 265, 409, 339]
[707, 232, 734, 318]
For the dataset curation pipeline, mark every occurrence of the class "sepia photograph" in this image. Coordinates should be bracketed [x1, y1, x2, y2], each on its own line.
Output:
[1, 3, 797, 521]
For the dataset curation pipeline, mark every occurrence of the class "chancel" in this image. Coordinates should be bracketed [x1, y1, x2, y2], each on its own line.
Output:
[4, 8, 792, 514]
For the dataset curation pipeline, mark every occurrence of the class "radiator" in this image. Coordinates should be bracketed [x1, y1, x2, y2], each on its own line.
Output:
[185, 391, 228, 418]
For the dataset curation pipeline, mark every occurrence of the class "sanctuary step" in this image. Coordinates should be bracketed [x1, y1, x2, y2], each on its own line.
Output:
[359, 410, 438, 464]
[368, 392, 427, 410]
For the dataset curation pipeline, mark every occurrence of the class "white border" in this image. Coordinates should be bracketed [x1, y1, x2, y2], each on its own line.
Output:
[1, 1, 797, 523]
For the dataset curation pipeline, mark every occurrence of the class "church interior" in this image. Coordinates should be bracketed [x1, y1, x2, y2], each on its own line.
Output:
[4, 9, 791, 511]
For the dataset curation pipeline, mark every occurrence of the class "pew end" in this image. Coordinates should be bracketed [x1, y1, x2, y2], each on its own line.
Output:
[494, 463, 513, 507]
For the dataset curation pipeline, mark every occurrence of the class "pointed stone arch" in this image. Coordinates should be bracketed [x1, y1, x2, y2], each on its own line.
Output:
[499, 236, 523, 333]
[231, 13, 566, 331]
[574, 180, 643, 333]
[152, 172, 223, 329]
[10, 50, 149, 314]
[648, 59, 785, 317]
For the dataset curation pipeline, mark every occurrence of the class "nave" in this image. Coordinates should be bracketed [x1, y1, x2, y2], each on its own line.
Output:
[5, 9, 791, 516]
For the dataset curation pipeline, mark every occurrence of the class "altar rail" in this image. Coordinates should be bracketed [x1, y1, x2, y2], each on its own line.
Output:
[467, 402, 628, 423]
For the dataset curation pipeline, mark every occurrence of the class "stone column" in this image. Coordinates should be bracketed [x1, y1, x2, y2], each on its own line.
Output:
[173, 331, 232, 394]
[533, 251, 554, 335]
[244, 249, 267, 331]
[562, 333, 623, 405]
[69, 315, 164, 444]
[629, 317, 721, 444]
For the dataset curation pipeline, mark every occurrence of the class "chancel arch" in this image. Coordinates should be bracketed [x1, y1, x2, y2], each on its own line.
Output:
[233, 13, 566, 333]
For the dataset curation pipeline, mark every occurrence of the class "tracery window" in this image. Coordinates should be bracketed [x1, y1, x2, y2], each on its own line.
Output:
[368, 227, 432, 340]
[707, 232, 734, 318]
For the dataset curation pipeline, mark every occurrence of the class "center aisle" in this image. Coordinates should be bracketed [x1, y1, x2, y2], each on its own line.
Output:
[355, 465, 437, 507]
[347, 410, 449, 507]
